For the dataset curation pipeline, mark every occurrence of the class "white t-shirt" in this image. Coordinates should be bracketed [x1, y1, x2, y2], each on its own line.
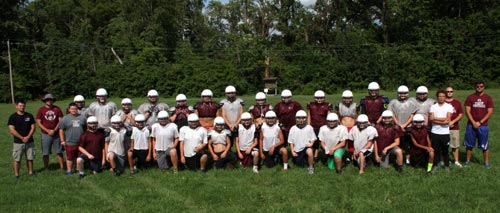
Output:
[107, 127, 127, 156]
[318, 125, 348, 153]
[237, 124, 256, 151]
[430, 102, 454, 135]
[179, 126, 207, 157]
[288, 125, 317, 152]
[261, 123, 281, 152]
[131, 126, 150, 150]
[151, 123, 179, 151]
[348, 126, 378, 152]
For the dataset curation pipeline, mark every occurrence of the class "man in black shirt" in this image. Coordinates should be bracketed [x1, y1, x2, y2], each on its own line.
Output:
[8, 100, 36, 178]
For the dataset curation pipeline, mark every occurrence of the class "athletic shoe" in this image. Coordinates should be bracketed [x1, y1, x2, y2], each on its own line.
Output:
[130, 169, 137, 175]
[431, 166, 438, 174]
[464, 161, 471, 167]
[454, 161, 463, 168]
[439, 161, 444, 167]
[445, 167, 450, 172]
[79, 173, 86, 179]
[405, 159, 410, 165]
[252, 167, 259, 173]
[485, 163, 491, 169]
[308, 167, 314, 175]
[67, 171, 73, 176]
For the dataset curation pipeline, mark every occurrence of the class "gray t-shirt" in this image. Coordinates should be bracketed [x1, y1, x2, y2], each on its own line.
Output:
[388, 99, 417, 126]
[220, 98, 244, 126]
[88, 101, 118, 128]
[409, 97, 435, 125]
[59, 114, 87, 146]
[115, 109, 139, 129]
[138, 102, 169, 127]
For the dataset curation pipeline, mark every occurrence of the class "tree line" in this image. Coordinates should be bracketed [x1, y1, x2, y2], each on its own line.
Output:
[1, 0, 499, 102]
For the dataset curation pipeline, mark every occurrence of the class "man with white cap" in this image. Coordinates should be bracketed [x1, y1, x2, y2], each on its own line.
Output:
[87, 88, 118, 129]
[388, 85, 418, 165]
[105, 115, 127, 176]
[374, 110, 404, 175]
[73, 95, 87, 116]
[128, 114, 151, 174]
[235, 112, 260, 173]
[36, 93, 64, 171]
[349, 114, 378, 174]
[248, 92, 273, 127]
[220, 85, 244, 147]
[151, 111, 179, 173]
[179, 114, 208, 172]
[170, 94, 193, 130]
[138, 89, 169, 128]
[77, 116, 106, 178]
[288, 110, 317, 174]
[260, 111, 289, 171]
[409, 86, 435, 127]
[208, 117, 237, 170]
[274, 89, 303, 143]
[307, 90, 333, 162]
[318, 113, 348, 174]
[194, 89, 221, 131]
[360, 82, 389, 125]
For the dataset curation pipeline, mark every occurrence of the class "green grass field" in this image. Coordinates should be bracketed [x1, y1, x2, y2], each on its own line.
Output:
[1, 89, 498, 212]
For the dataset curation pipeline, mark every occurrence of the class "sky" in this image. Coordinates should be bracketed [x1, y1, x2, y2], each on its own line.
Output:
[214, 0, 316, 7]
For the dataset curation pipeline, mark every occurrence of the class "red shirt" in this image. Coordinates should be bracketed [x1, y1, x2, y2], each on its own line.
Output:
[274, 101, 303, 132]
[410, 126, 429, 154]
[249, 104, 272, 119]
[361, 96, 389, 124]
[464, 93, 494, 126]
[445, 99, 463, 130]
[78, 130, 105, 160]
[194, 101, 220, 118]
[36, 105, 63, 134]
[374, 123, 404, 154]
[307, 102, 332, 131]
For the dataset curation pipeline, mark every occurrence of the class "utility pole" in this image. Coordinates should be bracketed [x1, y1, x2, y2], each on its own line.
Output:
[7, 40, 14, 104]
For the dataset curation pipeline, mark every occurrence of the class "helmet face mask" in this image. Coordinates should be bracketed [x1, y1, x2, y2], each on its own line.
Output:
[357, 121, 368, 130]
[327, 120, 338, 129]
[189, 121, 199, 129]
[265, 117, 276, 126]
[398, 92, 409, 100]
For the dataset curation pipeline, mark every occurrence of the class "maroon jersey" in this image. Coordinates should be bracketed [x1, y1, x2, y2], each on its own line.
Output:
[172, 105, 192, 129]
[78, 130, 105, 160]
[274, 101, 303, 132]
[36, 105, 63, 134]
[307, 101, 332, 131]
[445, 99, 463, 130]
[360, 96, 389, 124]
[410, 126, 429, 154]
[194, 101, 220, 118]
[374, 123, 404, 154]
[249, 104, 272, 119]
[465, 93, 494, 126]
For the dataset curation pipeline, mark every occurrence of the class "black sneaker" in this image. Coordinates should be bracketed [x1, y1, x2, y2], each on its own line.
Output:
[79, 173, 86, 179]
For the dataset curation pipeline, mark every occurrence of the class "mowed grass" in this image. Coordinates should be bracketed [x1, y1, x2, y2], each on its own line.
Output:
[0, 89, 498, 212]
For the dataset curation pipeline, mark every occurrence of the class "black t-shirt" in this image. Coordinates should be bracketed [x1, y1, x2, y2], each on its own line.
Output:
[7, 112, 35, 143]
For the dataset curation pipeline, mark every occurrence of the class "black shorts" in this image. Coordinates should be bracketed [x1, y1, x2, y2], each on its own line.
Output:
[79, 154, 102, 173]
[263, 146, 284, 168]
[214, 151, 236, 169]
[185, 150, 206, 171]
[132, 149, 149, 167]
[400, 128, 412, 152]
[293, 148, 311, 167]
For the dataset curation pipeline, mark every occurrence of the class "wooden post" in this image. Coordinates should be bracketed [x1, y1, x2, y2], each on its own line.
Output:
[7, 40, 14, 104]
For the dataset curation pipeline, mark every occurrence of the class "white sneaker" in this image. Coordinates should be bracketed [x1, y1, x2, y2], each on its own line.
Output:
[439, 161, 444, 167]
[454, 161, 463, 168]
[308, 167, 314, 174]
[252, 167, 259, 173]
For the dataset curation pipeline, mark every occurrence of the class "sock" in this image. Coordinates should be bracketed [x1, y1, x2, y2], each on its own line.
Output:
[253, 165, 258, 170]
[427, 163, 433, 172]
[283, 163, 288, 169]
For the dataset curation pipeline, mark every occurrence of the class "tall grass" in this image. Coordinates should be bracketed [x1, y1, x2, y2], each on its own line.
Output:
[0, 89, 497, 211]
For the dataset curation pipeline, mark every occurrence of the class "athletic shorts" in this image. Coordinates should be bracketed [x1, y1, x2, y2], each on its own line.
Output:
[214, 151, 236, 169]
[65, 145, 79, 161]
[156, 148, 176, 169]
[41, 133, 62, 155]
[449, 130, 460, 148]
[293, 148, 312, 167]
[13, 142, 35, 162]
[239, 148, 258, 167]
[464, 125, 489, 150]
[132, 149, 149, 168]
[107, 152, 126, 172]
[355, 149, 372, 168]
[400, 128, 412, 152]
[379, 146, 401, 168]
[410, 150, 429, 168]
[185, 150, 206, 171]
[263, 147, 284, 168]
[79, 154, 102, 172]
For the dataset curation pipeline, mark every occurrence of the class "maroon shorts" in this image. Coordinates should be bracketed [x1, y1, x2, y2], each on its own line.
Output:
[240, 152, 253, 167]
[65, 145, 79, 161]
